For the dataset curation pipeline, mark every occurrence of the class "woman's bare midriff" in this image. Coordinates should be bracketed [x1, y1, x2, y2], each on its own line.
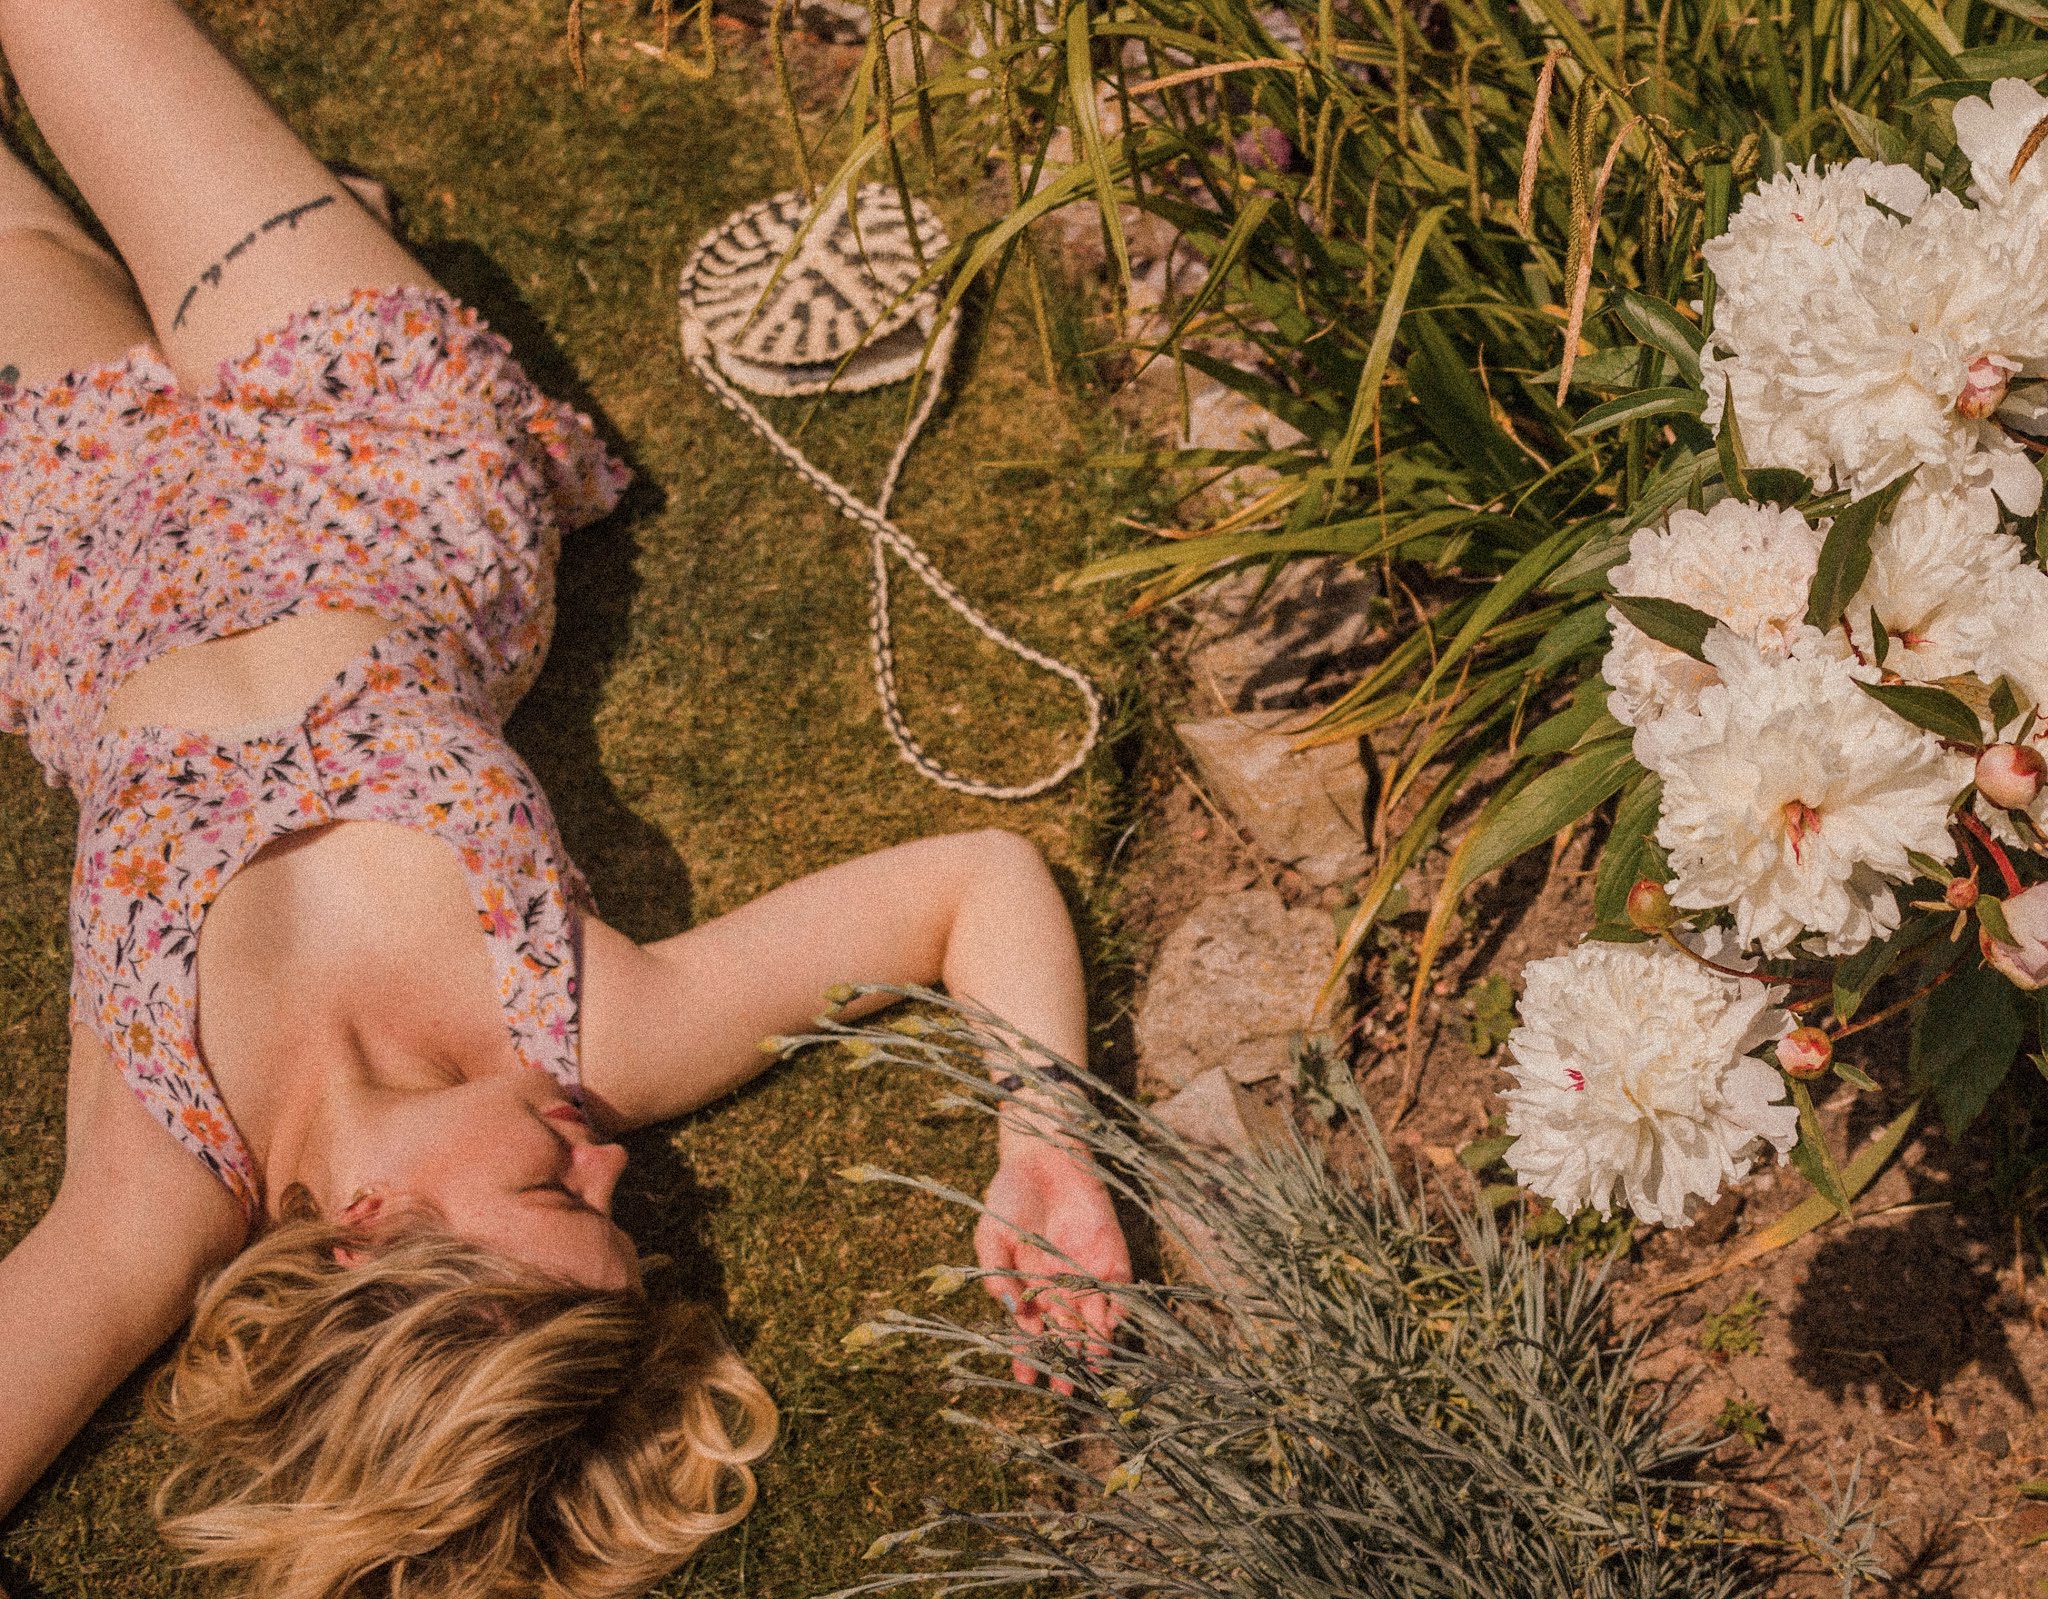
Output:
[98, 608, 400, 736]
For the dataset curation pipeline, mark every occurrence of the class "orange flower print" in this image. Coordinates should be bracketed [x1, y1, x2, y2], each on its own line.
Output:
[477, 883, 519, 939]
[106, 850, 168, 899]
[180, 1105, 230, 1146]
[10, 287, 624, 1221]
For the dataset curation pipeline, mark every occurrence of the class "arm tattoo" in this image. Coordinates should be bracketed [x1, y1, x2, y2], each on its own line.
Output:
[171, 193, 340, 331]
[0, 364, 17, 399]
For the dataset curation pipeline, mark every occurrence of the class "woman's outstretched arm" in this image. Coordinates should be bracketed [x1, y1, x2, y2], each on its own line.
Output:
[580, 829, 1089, 1125]
[0, 1030, 242, 1519]
[579, 828, 1131, 1370]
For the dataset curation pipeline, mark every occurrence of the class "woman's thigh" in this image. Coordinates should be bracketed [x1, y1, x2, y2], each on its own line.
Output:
[0, 142, 154, 386]
[0, 0, 438, 390]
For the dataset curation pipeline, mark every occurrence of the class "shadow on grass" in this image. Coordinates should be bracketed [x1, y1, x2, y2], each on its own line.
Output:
[418, 239, 697, 944]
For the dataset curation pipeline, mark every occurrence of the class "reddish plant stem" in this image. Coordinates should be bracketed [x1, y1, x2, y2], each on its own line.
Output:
[1830, 966, 1958, 1043]
[1958, 811, 2024, 896]
[1658, 929, 1828, 988]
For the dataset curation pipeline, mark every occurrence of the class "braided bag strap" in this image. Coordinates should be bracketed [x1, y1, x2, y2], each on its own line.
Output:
[679, 186, 1103, 801]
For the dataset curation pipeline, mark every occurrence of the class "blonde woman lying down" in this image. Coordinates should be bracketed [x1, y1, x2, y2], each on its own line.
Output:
[0, 4, 1130, 1594]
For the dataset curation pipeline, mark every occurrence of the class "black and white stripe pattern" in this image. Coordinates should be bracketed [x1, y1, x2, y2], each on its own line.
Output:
[681, 182, 946, 394]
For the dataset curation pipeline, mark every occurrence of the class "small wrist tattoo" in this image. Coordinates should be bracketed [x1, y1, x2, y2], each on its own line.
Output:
[171, 193, 339, 331]
[994, 1064, 1087, 1097]
[0, 364, 18, 399]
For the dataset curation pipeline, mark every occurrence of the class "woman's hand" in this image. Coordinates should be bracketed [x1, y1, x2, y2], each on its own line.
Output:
[973, 1135, 1131, 1395]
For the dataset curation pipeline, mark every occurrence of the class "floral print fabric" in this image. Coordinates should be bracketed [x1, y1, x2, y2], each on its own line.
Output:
[0, 288, 629, 1217]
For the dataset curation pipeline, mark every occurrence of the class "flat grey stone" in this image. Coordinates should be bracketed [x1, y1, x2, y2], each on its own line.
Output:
[1186, 556, 1377, 714]
[1136, 887, 1346, 1089]
[1152, 1065, 1294, 1156]
[716, 0, 870, 43]
[1175, 711, 1367, 886]
[1151, 1067, 1295, 1293]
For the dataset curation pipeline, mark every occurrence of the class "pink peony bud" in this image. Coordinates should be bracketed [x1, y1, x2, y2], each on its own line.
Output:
[1981, 881, 2048, 989]
[1957, 353, 2022, 420]
[1234, 126, 1295, 173]
[1775, 1027, 1833, 1079]
[1946, 875, 1981, 910]
[1625, 879, 1679, 934]
[1976, 742, 2046, 810]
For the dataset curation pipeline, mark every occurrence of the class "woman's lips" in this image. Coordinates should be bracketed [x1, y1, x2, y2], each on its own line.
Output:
[543, 1102, 588, 1127]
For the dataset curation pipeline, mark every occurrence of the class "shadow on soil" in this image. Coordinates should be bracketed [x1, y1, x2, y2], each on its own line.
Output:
[1782, 1069, 2033, 1412]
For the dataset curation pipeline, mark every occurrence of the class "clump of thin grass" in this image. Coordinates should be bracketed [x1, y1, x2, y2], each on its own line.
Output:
[780, 987, 1760, 1599]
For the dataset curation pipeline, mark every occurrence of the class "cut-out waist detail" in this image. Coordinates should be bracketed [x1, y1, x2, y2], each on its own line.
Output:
[97, 607, 402, 741]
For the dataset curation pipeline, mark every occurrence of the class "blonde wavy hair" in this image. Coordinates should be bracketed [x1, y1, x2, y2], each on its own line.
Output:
[149, 1212, 776, 1599]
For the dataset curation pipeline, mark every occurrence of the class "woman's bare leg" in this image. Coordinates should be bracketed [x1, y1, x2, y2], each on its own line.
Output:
[0, 0, 439, 389]
[0, 136, 154, 386]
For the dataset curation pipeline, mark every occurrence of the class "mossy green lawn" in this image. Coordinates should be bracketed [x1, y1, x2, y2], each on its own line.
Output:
[0, 2, 1153, 1592]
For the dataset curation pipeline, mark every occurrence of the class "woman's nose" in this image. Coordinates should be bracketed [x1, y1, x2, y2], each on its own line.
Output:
[566, 1140, 628, 1214]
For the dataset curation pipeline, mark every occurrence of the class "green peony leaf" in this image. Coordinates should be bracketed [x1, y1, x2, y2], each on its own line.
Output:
[1856, 679, 1984, 746]
[1910, 963, 2024, 1139]
[1608, 594, 1720, 662]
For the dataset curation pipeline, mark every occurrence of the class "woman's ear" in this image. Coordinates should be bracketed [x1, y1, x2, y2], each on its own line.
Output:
[330, 1190, 385, 1266]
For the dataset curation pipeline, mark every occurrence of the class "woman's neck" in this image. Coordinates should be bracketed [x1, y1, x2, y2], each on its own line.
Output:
[255, 1024, 461, 1221]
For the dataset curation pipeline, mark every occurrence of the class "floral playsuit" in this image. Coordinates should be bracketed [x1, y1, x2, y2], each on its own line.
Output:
[0, 287, 630, 1219]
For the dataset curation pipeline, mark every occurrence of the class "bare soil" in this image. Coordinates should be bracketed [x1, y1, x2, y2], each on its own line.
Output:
[1116, 597, 2048, 1599]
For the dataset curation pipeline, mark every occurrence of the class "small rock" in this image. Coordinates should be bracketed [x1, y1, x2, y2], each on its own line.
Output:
[1135, 888, 1348, 1090]
[882, 0, 952, 87]
[1671, 1301, 1706, 1327]
[1112, 362, 1308, 511]
[2014, 1503, 2048, 1547]
[1975, 1427, 2011, 1459]
[716, 0, 870, 42]
[1151, 1066, 1294, 1157]
[1893, 1417, 1927, 1443]
[1151, 1069, 1293, 1292]
[1175, 712, 1367, 887]
[1186, 557, 1378, 715]
[1180, 375, 1307, 455]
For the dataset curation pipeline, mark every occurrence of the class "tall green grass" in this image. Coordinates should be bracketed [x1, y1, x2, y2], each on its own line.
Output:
[788, 0, 2048, 1038]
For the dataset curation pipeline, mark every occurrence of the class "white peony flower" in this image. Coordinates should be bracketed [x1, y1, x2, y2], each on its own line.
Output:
[1634, 629, 1962, 956]
[1958, 561, 2048, 715]
[1703, 159, 1931, 328]
[1951, 77, 2048, 213]
[1604, 497, 1831, 731]
[1702, 171, 2048, 516]
[1951, 561, 2048, 839]
[1501, 934, 1798, 1228]
[1845, 480, 2021, 683]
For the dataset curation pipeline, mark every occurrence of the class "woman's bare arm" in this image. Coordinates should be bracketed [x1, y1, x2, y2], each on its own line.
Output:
[0, 1030, 242, 1519]
[579, 828, 1131, 1375]
[578, 828, 1088, 1132]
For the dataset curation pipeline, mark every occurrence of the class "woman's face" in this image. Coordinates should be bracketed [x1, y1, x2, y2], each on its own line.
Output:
[345, 1071, 642, 1291]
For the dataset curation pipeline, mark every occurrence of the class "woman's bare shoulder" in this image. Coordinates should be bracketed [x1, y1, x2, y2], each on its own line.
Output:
[59, 1026, 248, 1269]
